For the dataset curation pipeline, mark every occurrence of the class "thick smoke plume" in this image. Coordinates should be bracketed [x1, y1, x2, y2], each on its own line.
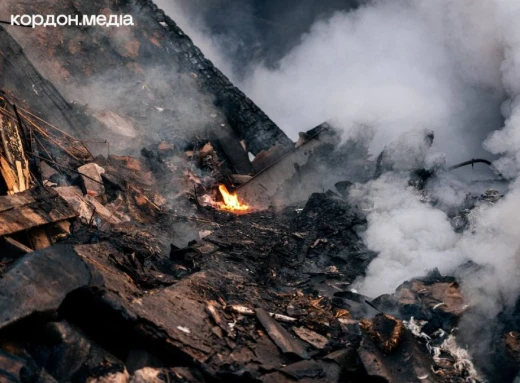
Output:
[160, 0, 519, 291]
[158, 0, 520, 373]
[243, 1, 505, 160]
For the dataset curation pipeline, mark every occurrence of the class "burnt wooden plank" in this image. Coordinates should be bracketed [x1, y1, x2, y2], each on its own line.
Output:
[0, 187, 76, 237]
[0, 155, 20, 194]
[27, 227, 51, 250]
[0, 191, 39, 213]
[255, 308, 309, 360]
[0, 187, 58, 213]
[4, 236, 33, 254]
[357, 332, 446, 383]
[0, 186, 58, 213]
[217, 134, 254, 175]
[74, 244, 218, 364]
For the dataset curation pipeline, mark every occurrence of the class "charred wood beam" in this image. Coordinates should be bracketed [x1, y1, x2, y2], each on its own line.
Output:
[255, 307, 309, 359]
[0, 187, 77, 237]
[11, 103, 43, 184]
[0, 105, 31, 193]
[133, 0, 294, 155]
[0, 245, 91, 331]
[0, 27, 101, 140]
[214, 134, 254, 175]
[3, 236, 33, 254]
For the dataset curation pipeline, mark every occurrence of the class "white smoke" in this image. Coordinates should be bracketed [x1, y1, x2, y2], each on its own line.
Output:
[241, 0, 505, 162]
[349, 174, 462, 296]
[157, 0, 520, 318]
[345, 0, 520, 307]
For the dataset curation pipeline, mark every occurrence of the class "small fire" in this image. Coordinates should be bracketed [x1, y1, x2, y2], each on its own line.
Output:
[218, 184, 249, 212]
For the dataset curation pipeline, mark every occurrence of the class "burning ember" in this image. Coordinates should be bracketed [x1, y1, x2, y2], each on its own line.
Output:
[218, 184, 249, 212]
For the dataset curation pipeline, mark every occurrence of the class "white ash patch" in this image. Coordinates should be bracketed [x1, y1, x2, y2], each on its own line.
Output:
[404, 318, 481, 383]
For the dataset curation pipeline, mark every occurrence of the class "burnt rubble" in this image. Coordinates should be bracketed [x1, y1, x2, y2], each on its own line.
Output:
[0, 185, 474, 383]
[0, 3, 518, 383]
[0, 117, 492, 382]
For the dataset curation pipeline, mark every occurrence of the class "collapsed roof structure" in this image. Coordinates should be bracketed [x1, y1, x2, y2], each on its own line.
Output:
[1, 0, 292, 156]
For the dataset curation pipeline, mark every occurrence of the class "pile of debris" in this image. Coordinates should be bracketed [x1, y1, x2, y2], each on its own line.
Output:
[0, 95, 489, 382]
[0, 3, 519, 382]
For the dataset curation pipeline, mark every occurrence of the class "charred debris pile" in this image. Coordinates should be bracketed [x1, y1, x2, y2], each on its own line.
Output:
[0, 94, 486, 383]
[0, 3, 518, 383]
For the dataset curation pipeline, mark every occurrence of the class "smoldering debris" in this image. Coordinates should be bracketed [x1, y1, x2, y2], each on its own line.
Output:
[1, 1, 520, 382]
[0, 87, 496, 381]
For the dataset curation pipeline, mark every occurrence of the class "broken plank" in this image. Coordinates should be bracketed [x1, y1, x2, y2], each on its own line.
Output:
[206, 301, 233, 337]
[15, 160, 26, 192]
[0, 204, 76, 236]
[0, 187, 59, 213]
[4, 236, 33, 254]
[255, 308, 308, 360]
[0, 156, 19, 194]
[0, 114, 30, 192]
[28, 227, 52, 250]
[0, 187, 77, 237]
[357, 331, 445, 383]
[217, 134, 254, 175]
[293, 326, 329, 350]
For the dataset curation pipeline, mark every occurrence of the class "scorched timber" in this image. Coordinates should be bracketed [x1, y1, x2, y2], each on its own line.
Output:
[0, 26, 98, 140]
[3, 0, 293, 155]
[0, 187, 77, 237]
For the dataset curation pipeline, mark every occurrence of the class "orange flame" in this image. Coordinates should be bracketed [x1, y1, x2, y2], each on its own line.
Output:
[218, 184, 249, 212]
